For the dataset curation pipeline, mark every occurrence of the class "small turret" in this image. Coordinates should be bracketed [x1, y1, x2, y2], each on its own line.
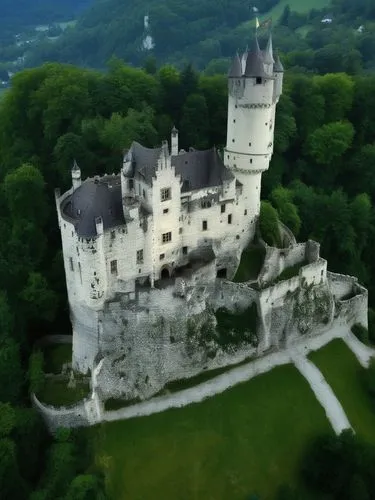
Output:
[171, 126, 179, 156]
[228, 52, 242, 78]
[274, 54, 284, 73]
[71, 159, 81, 191]
[273, 53, 284, 100]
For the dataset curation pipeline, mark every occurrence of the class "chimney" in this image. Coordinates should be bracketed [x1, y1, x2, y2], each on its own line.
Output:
[71, 159, 81, 191]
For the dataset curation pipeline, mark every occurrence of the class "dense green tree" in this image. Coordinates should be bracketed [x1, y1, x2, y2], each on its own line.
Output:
[0, 402, 16, 437]
[180, 93, 209, 149]
[305, 121, 354, 165]
[0, 338, 23, 403]
[270, 186, 301, 236]
[259, 201, 280, 247]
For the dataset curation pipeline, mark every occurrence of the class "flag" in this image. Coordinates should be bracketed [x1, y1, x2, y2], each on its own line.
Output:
[255, 17, 260, 29]
[260, 17, 272, 29]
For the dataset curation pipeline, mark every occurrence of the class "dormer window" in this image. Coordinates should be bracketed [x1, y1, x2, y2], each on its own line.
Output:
[201, 200, 211, 209]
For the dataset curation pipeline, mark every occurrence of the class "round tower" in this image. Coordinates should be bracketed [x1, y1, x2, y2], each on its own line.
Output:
[224, 33, 283, 231]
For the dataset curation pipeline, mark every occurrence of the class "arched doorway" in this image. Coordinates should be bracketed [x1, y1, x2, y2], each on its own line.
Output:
[161, 267, 170, 280]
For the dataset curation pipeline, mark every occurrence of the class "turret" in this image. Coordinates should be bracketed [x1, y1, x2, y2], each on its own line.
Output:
[273, 53, 284, 101]
[71, 160, 81, 191]
[171, 126, 178, 156]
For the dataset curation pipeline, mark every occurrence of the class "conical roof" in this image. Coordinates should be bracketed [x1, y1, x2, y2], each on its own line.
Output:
[274, 54, 284, 72]
[264, 33, 275, 64]
[244, 35, 267, 78]
[72, 159, 80, 172]
[228, 52, 243, 78]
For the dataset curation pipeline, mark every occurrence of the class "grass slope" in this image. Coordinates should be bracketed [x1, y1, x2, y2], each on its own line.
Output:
[89, 364, 330, 500]
[309, 339, 375, 444]
[260, 0, 331, 21]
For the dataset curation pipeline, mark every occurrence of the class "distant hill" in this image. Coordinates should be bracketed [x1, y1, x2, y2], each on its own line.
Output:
[0, 0, 92, 34]
[6, 0, 375, 75]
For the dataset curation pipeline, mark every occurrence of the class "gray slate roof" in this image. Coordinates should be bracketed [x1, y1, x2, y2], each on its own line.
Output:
[274, 54, 284, 72]
[61, 175, 125, 238]
[127, 141, 234, 191]
[228, 53, 243, 78]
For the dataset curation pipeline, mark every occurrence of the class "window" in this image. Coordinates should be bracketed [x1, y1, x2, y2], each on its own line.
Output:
[128, 179, 134, 190]
[110, 230, 116, 239]
[110, 260, 118, 275]
[78, 262, 82, 284]
[136, 250, 144, 264]
[250, 159, 253, 164]
[221, 204, 226, 213]
[202, 220, 208, 231]
[159, 253, 165, 260]
[256, 77, 262, 85]
[69, 257, 74, 271]
[182, 246, 188, 255]
[201, 200, 211, 209]
[232, 139, 235, 143]
[161, 187, 171, 202]
[179, 227, 183, 234]
[163, 208, 169, 214]
[228, 214, 232, 224]
[244, 209, 248, 216]
[138, 184, 141, 195]
[249, 142, 252, 147]
[162, 232, 172, 243]
[143, 189, 146, 198]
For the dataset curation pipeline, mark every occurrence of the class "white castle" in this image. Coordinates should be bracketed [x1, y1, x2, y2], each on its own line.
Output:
[53, 35, 366, 411]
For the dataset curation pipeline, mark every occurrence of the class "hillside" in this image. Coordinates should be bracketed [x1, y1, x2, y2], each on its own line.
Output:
[0, 0, 91, 36]
[20, 0, 333, 70]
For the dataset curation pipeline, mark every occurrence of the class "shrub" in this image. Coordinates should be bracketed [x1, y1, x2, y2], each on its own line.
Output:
[351, 323, 369, 345]
[28, 350, 44, 394]
[259, 201, 281, 247]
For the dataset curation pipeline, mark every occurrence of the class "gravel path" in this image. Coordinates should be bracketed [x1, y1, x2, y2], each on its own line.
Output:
[292, 353, 351, 434]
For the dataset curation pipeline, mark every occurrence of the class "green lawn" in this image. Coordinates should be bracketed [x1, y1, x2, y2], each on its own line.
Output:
[89, 364, 331, 500]
[234, 245, 265, 282]
[309, 339, 375, 444]
[43, 343, 72, 374]
[38, 375, 90, 407]
[259, 0, 331, 21]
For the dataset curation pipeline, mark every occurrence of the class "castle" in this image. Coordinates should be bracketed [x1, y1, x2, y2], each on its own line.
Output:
[53, 34, 367, 410]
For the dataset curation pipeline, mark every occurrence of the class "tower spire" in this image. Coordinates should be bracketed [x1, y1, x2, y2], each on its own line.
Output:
[264, 32, 275, 64]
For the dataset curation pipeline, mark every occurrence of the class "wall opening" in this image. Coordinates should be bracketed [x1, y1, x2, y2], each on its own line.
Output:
[161, 267, 170, 280]
[217, 268, 227, 279]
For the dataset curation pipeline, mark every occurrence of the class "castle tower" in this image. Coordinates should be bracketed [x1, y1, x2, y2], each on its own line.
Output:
[71, 159, 81, 191]
[224, 33, 283, 238]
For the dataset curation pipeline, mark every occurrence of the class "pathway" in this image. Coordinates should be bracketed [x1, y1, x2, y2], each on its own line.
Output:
[292, 352, 351, 434]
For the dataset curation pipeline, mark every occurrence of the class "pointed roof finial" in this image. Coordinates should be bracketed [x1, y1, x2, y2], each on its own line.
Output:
[264, 33, 275, 64]
[244, 32, 266, 78]
[72, 159, 80, 172]
[171, 125, 178, 133]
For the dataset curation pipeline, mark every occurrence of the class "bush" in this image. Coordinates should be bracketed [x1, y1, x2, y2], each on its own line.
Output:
[351, 323, 369, 345]
[28, 350, 44, 394]
[259, 201, 281, 247]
